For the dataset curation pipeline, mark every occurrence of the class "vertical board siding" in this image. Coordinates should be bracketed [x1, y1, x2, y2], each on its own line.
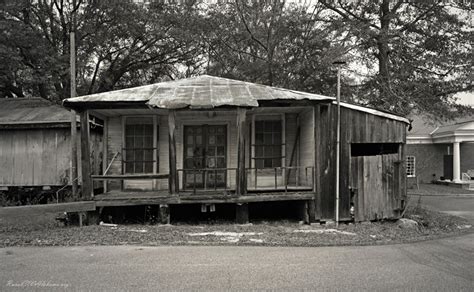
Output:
[350, 154, 400, 221]
[318, 105, 407, 220]
[0, 128, 72, 186]
[106, 116, 123, 191]
[298, 109, 314, 187]
[0, 132, 14, 185]
[158, 115, 169, 190]
[285, 113, 298, 185]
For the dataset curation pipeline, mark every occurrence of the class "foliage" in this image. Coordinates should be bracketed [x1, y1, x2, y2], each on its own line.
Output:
[320, 0, 473, 119]
[0, 0, 202, 101]
[0, 0, 471, 119]
[202, 1, 349, 96]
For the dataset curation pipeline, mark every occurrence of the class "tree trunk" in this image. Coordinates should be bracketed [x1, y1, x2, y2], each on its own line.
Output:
[376, 0, 392, 101]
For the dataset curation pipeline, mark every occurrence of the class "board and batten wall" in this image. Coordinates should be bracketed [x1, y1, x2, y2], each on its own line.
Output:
[0, 127, 102, 187]
[318, 104, 407, 221]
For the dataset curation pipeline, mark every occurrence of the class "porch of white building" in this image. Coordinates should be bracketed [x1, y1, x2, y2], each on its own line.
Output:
[432, 120, 474, 190]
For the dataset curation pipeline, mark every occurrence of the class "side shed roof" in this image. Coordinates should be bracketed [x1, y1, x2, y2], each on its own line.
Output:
[0, 98, 71, 127]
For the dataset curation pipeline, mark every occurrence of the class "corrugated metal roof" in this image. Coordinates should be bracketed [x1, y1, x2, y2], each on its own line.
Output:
[63, 74, 409, 123]
[337, 102, 410, 124]
[64, 75, 334, 109]
[0, 98, 71, 125]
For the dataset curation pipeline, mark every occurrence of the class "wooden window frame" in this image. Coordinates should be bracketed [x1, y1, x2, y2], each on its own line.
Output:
[251, 114, 286, 174]
[122, 115, 159, 175]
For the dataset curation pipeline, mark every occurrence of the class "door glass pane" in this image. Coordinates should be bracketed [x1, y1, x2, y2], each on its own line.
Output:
[196, 135, 202, 145]
[207, 157, 216, 168]
[208, 135, 216, 145]
[217, 157, 225, 168]
[207, 146, 216, 156]
[217, 146, 225, 156]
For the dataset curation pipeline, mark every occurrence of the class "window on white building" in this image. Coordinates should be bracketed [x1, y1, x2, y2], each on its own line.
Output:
[406, 156, 416, 177]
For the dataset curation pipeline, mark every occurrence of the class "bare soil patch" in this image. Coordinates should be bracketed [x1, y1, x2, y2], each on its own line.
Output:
[0, 206, 471, 247]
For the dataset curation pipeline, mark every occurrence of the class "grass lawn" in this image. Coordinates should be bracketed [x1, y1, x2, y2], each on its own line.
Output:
[0, 206, 471, 248]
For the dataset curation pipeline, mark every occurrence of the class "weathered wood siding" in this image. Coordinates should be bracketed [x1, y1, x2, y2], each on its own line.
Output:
[285, 113, 298, 185]
[0, 128, 102, 187]
[350, 154, 403, 221]
[318, 105, 407, 220]
[298, 108, 314, 187]
[105, 116, 123, 191]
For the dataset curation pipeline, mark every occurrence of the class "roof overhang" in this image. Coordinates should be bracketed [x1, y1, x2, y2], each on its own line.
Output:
[406, 135, 433, 144]
[63, 75, 408, 124]
[336, 101, 410, 124]
[431, 121, 474, 143]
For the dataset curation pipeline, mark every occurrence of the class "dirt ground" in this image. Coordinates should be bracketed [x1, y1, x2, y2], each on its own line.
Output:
[0, 206, 471, 248]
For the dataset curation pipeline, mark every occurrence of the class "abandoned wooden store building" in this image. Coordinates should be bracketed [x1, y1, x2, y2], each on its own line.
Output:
[63, 75, 409, 223]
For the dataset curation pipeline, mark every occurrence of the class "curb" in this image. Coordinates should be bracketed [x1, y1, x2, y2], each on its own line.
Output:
[408, 193, 474, 198]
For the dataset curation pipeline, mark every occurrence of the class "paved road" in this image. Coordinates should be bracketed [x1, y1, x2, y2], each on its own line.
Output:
[410, 194, 474, 224]
[1, 233, 473, 291]
[1, 190, 472, 291]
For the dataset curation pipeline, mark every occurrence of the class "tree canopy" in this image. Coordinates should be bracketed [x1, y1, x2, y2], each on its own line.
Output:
[0, 0, 471, 119]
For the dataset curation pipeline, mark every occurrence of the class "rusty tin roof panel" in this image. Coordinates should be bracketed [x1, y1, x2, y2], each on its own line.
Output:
[64, 75, 334, 109]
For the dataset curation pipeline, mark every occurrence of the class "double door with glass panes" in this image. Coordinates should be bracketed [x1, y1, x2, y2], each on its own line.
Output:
[184, 125, 226, 189]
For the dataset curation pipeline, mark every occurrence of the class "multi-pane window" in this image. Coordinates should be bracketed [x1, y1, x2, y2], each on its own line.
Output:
[254, 120, 282, 169]
[406, 156, 416, 177]
[124, 117, 155, 174]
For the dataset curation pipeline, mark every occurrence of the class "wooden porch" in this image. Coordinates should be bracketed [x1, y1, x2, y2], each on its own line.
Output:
[92, 165, 314, 207]
[93, 190, 314, 207]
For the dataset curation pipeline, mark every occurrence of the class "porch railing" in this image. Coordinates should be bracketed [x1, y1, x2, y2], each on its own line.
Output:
[92, 166, 314, 194]
[246, 166, 314, 191]
[178, 168, 237, 193]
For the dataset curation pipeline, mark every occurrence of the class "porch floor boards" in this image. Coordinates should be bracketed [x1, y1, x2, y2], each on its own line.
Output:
[94, 190, 314, 207]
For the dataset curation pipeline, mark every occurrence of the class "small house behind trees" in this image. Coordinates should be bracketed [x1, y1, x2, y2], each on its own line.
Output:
[63, 75, 409, 223]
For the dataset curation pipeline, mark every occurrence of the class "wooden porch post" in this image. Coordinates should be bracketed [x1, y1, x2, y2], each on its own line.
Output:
[168, 109, 178, 194]
[236, 107, 247, 196]
[80, 110, 92, 200]
[70, 110, 78, 199]
[313, 104, 322, 222]
[236, 108, 249, 224]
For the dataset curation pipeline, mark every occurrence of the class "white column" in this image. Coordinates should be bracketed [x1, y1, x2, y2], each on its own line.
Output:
[453, 142, 461, 183]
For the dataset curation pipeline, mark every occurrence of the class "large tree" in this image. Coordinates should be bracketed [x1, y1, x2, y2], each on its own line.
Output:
[202, 0, 350, 95]
[0, 0, 202, 101]
[320, 0, 473, 119]
[0, 0, 471, 120]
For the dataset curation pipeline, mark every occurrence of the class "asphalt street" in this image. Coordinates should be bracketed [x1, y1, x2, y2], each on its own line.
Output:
[1, 194, 473, 291]
[1, 232, 473, 291]
[410, 194, 474, 224]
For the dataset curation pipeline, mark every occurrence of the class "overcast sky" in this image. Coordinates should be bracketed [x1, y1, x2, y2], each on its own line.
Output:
[456, 92, 474, 106]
